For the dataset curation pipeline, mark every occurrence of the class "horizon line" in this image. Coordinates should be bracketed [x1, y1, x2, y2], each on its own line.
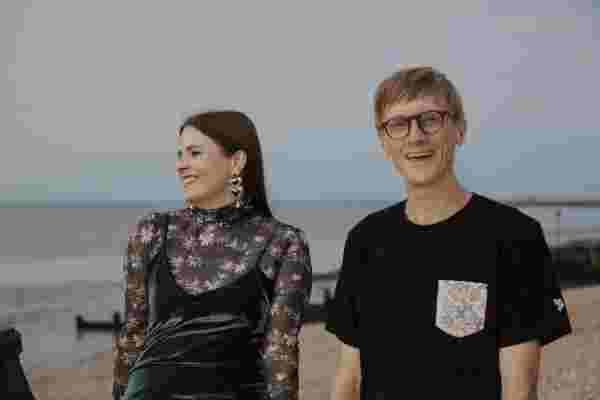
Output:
[2, 193, 600, 208]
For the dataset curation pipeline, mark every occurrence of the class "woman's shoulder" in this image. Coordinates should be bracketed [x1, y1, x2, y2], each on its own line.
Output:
[258, 215, 308, 243]
[132, 208, 184, 226]
[123, 210, 174, 271]
[126, 209, 176, 245]
[128, 210, 161, 233]
[256, 216, 311, 276]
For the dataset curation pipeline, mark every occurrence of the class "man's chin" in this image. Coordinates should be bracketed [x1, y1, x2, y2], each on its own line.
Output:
[403, 174, 438, 189]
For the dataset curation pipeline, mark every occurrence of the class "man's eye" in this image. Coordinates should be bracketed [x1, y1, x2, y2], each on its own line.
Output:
[176, 151, 183, 159]
[389, 119, 409, 128]
[421, 116, 442, 127]
[191, 151, 203, 158]
[422, 112, 442, 120]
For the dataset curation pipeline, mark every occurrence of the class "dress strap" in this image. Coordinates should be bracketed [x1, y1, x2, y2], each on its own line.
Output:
[144, 212, 170, 324]
[250, 241, 273, 335]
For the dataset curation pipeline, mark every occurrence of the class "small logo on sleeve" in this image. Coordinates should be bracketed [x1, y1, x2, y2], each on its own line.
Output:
[553, 298, 565, 312]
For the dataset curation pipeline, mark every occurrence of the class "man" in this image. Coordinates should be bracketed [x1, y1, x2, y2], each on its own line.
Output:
[325, 65, 572, 399]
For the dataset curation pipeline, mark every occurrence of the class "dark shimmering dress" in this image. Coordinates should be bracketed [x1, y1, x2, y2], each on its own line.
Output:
[113, 196, 312, 400]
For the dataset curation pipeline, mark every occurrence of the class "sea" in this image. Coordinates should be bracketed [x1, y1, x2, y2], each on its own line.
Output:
[1, 201, 600, 374]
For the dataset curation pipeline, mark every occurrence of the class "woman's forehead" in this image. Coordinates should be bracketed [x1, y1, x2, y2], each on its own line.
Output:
[177, 126, 218, 148]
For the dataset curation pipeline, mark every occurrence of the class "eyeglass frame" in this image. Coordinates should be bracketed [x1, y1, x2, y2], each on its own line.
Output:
[377, 110, 456, 140]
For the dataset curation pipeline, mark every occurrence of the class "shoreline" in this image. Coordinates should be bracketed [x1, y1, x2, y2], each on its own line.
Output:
[28, 285, 600, 400]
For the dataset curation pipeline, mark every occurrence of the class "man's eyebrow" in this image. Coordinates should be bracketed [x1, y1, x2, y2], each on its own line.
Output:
[388, 110, 445, 119]
[383, 113, 410, 122]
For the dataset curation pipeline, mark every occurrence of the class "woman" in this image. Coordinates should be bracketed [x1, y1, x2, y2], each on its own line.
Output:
[112, 110, 312, 400]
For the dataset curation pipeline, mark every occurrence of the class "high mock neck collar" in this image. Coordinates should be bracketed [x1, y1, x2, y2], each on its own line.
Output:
[184, 193, 255, 225]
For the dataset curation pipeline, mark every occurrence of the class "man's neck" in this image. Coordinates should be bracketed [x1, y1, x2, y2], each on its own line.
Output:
[404, 176, 471, 226]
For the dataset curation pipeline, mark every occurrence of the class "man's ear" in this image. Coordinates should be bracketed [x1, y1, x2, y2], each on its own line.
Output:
[455, 122, 466, 146]
[231, 150, 247, 175]
[377, 133, 391, 160]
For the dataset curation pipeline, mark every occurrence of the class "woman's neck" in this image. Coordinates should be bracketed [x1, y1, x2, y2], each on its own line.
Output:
[187, 192, 236, 210]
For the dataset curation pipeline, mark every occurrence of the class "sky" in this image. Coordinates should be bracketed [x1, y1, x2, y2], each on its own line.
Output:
[2, 1, 599, 203]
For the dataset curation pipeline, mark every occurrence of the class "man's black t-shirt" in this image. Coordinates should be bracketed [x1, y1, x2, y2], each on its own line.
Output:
[325, 193, 572, 399]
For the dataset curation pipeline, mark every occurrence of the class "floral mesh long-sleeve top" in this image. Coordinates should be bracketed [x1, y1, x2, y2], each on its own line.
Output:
[112, 197, 312, 400]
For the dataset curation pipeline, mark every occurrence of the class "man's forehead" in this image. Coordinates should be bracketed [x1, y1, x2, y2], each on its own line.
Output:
[383, 95, 448, 117]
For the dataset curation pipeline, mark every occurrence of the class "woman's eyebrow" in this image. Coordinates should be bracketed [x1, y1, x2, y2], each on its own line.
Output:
[184, 144, 204, 150]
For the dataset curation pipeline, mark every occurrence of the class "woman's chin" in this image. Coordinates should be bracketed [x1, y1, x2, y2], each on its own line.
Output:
[183, 190, 207, 205]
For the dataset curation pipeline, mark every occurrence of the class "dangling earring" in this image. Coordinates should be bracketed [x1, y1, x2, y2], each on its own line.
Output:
[229, 174, 244, 208]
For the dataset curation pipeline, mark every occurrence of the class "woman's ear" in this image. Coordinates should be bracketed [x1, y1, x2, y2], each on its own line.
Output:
[231, 150, 247, 175]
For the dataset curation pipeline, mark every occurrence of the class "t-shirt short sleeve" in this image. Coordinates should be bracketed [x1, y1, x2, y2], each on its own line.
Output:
[498, 219, 572, 348]
[325, 229, 362, 348]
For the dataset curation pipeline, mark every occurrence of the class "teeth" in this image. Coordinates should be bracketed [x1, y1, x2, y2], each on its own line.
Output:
[407, 153, 433, 160]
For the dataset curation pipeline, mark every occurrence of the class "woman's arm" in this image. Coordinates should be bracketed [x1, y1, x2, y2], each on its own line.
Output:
[112, 213, 162, 400]
[263, 227, 312, 400]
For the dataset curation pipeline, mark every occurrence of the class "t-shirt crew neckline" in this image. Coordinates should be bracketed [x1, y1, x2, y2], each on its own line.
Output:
[401, 192, 479, 231]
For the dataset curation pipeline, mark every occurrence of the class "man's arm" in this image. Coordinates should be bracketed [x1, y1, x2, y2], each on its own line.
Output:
[499, 340, 541, 400]
[330, 342, 361, 400]
[326, 227, 363, 400]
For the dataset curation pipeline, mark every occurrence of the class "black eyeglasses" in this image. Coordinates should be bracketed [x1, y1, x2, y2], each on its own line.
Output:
[379, 110, 454, 140]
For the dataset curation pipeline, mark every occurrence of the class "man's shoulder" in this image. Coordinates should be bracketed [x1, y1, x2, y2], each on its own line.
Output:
[472, 193, 541, 233]
[348, 201, 405, 238]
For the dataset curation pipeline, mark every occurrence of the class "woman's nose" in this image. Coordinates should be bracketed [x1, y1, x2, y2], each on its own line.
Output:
[175, 158, 189, 175]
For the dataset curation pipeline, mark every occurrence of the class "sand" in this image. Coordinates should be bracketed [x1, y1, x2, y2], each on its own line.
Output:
[28, 285, 600, 400]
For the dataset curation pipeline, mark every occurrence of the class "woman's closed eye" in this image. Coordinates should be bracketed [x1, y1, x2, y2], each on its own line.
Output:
[177, 149, 205, 160]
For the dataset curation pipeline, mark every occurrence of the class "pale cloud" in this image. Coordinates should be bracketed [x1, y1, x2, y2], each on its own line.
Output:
[493, 16, 585, 34]
[1, 1, 598, 200]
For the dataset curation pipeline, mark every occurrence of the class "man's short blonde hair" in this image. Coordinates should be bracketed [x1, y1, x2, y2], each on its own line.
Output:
[374, 65, 466, 133]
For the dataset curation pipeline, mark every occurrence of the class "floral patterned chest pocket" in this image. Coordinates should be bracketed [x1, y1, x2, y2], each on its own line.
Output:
[435, 280, 487, 338]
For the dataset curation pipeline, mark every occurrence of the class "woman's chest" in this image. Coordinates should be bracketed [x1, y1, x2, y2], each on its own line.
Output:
[164, 223, 279, 295]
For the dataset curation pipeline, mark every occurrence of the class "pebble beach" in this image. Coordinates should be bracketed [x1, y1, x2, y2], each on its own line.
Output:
[26, 284, 600, 400]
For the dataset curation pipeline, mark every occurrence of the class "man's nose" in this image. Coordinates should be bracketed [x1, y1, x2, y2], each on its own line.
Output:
[406, 119, 427, 142]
